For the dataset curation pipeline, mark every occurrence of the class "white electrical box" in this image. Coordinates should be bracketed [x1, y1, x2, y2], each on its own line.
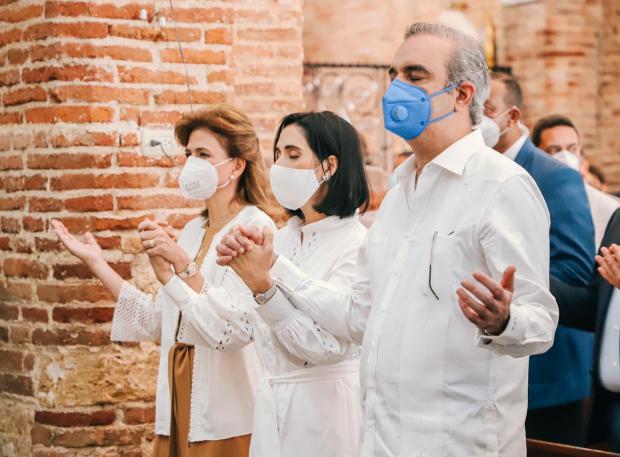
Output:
[140, 128, 176, 157]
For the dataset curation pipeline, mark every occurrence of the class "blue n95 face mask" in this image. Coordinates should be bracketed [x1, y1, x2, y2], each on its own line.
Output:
[382, 79, 458, 140]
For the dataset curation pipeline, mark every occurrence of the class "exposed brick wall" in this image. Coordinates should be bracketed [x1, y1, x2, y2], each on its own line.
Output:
[0, 1, 303, 455]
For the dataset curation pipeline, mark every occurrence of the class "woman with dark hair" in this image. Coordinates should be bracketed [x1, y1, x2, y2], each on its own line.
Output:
[213, 111, 372, 457]
[51, 104, 281, 457]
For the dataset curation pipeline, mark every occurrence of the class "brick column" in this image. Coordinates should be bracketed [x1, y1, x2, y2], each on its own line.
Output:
[0, 1, 303, 456]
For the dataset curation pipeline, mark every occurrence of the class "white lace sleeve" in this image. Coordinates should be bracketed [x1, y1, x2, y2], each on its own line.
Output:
[162, 270, 256, 351]
[257, 288, 355, 367]
[110, 281, 162, 342]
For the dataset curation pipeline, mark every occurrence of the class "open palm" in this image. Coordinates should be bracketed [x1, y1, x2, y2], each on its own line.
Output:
[51, 219, 103, 264]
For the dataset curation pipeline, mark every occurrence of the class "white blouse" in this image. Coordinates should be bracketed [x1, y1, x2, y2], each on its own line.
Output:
[164, 214, 368, 457]
[110, 205, 275, 442]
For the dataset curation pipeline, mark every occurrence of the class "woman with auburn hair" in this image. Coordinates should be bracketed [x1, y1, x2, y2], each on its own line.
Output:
[52, 104, 281, 457]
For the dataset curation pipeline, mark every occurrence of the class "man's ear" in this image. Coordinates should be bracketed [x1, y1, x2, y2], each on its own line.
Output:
[455, 81, 475, 116]
[508, 107, 522, 127]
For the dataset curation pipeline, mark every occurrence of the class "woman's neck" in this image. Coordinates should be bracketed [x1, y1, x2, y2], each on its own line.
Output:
[204, 193, 244, 228]
[300, 204, 326, 225]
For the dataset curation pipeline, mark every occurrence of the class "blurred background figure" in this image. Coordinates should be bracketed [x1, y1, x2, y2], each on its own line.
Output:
[360, 165, 390, 228]
[484, 71, 596, 446]
[531, 114, 620, 247]
[587, 164, 608, 192]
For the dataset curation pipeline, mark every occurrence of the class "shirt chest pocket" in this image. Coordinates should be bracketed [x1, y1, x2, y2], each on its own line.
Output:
[428, 231, 459, 301]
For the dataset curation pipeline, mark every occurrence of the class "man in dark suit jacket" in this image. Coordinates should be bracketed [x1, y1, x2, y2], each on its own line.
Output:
[484, 72, 596, 444]
[551, 208, 620, 451]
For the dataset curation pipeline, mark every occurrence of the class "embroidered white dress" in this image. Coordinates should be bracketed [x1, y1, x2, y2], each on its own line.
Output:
[164, 214, 368, 457]
[110, 205, 275, 442]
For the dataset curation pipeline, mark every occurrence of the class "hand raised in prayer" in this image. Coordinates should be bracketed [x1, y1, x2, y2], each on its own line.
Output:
[596, 244, 620, 288]
[138, 219, 186, 284]
[216, 225, 274, 294]
[456, 266, 515, 336]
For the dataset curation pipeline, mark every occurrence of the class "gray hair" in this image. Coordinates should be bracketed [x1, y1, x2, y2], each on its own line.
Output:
[404, 22, 490, 126]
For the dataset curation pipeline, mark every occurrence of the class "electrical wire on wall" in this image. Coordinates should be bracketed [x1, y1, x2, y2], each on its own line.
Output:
[169, 0, 194, 112]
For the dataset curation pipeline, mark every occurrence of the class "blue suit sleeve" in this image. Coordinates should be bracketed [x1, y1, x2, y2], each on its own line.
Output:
[545, 167, 595, 287]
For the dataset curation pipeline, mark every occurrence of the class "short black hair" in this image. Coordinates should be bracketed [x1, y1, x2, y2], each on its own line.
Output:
[491, 71, 524, 110]
[531, 114, 578, 148]
[273, 111, 370, 219]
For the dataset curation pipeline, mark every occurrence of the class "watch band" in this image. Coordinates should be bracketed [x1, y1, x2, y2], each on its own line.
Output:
[254, 283, 278, 305]
[177, 261, 197, 279]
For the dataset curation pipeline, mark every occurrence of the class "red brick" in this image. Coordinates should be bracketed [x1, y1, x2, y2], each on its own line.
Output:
[22, 65, 113, 83]
[95, 235, 121, 250]
[36, 283, 113, 303]
[23, 216, 46, 232]
[46, 2, 154, 20]
[117, 152, 184, 168]
[139, 110, 183, 126]
[31, 42, 152, 63]
[35, 237, 61, 252]
[208, 70, 233, 85]
[0, 303, 19, 320]
[2, 280, 33, 300]
[0, 112, 21, 124]
[22, 307, 48, 323]
[64, 195, 114, 212]
[31, 327, 111, 346]
[3, 258, 49, 279]
[0, 27, 21, 47]
[1, 216, 20, 233]
[52, 306, 115, 323]
[0, 196, 25, 210]
[237, 27, 300, 42]
[117, 194, 199, 210]
[28, 153, 112, 170]
[110, 24, 200, 42]
[8, 324, 30, 343]
[26, 106, 114, 124]
[118, 66, 197, 85]
[205, 27, 232, 45]
[119, 133, 139, 147]
[0, 155, 23, 170]
[0, 374, 33, 396]
[235, 82, 277, 97]
[29, 197, 64, 212]
[0, 349, 27, 371]
[50, 172, 161, 190]
[31, 424, 53, 446]
[6, 48, 27, 65]
[0, 326, 7, 342]
[161, 7, 233, 24]
[167, 213, 198, 229]
[0, 69, 19, 87]
[123, 406, 155, 425]
[50, 85, 149, 105]
[49, 131, 117, 148]
[35, 409, 116, 427]
[160, 48, 226, 65]
[154, 90, 226, 105]
[0, 4, 43, 22]
[14, 238, 33, 253]
[24, 22, 109, 41]
[0, 236, 11, 250]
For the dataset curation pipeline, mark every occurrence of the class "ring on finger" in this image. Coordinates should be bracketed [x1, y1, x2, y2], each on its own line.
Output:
[146, 239, 156, 249]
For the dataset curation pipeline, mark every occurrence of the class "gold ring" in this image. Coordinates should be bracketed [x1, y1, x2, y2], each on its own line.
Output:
[146, 239, 156, 249]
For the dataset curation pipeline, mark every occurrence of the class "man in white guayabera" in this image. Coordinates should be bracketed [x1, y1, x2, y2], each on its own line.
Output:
[236, 23, 559, 457]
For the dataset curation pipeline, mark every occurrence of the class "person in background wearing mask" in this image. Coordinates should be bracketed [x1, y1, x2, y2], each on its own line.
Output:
[483, 72, 596, 446]
[531, 114, 620, 248]
[360, 165, 391, 228]
[172, 111, 371, 457]
[52, 104, 281, 457]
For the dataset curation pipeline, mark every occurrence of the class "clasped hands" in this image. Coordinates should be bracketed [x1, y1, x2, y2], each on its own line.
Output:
[215, 226, 276, 295]
[137, 219, 190, 285]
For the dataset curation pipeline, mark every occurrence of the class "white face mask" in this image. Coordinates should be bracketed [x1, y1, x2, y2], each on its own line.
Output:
[178, 156, 234, 200]
[269, 163, 328, 210]
[479, 108, 512, 148]
[552, 150, 582, 171]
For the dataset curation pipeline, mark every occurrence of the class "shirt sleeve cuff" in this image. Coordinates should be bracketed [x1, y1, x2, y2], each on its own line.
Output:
[476, 304, 527, 347]
[162, 276, 199, 312]
[270, 256, 306, 296]
[256, 288, 296, 329]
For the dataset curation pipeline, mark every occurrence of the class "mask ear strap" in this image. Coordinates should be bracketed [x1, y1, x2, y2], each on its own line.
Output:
[427, 83, 459, 124]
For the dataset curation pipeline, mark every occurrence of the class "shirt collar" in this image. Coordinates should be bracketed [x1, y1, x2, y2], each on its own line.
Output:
[287, 214, 356, 234]
[503, 131, 528, 162]
[395, 129, 485, 180]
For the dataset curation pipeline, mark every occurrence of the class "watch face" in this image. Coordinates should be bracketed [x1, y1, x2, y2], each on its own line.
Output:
[187, 263, 197, 275]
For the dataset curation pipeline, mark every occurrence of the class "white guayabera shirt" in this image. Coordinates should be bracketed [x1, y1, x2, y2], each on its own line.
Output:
[285, 130, 559, 457]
